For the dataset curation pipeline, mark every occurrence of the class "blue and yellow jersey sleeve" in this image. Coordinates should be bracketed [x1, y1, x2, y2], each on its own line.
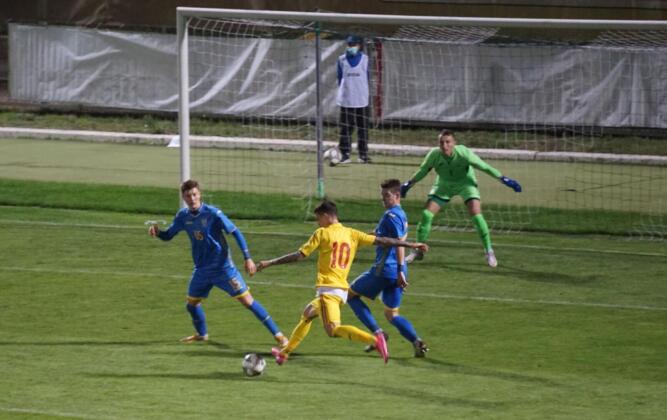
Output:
[300, 223, 375, 289]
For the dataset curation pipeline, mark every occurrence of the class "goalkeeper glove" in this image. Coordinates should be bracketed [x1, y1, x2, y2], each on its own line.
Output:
[400, 180, 414, 198]
[500, 176, 522, 192]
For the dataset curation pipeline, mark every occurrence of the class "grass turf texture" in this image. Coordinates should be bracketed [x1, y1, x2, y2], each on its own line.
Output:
[0, 178, 656, 236]
[0, 131, 665, 417]
[0, 205, 666, 419]
[2, 110, 667, 155]
[1, 137, 665, 235]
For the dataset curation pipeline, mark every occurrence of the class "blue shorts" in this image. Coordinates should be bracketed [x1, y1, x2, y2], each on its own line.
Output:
[188, 266, 248, 299]
[350, 270, 403, 309]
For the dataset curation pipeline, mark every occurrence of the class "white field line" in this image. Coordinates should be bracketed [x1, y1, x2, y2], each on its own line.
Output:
[0, 218, 665, 258]
[1, 127, 667, 164]
[0, 406, 114, 419]
[2, 266, 666, 312]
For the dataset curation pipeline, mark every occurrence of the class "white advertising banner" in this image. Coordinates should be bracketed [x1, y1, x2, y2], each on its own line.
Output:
[9, 24, 666, 128]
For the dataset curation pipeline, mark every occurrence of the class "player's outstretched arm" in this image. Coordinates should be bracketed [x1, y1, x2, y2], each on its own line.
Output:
[256, 251, 306, 273]
[403, 149, 439, 197]
[499, 176, 522, 192]
[373, 236, 429, 253]
[147, 219, 178, 241]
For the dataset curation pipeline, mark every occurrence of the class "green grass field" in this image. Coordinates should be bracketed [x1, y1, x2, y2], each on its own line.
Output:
[0, 132, 666, 418]
[1, 137, 665, 236]
[0, 205, 666, 419]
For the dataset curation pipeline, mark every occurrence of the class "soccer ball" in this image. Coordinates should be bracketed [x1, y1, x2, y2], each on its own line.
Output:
[242, 353, 266, 377]
[323, 147, 342, 166]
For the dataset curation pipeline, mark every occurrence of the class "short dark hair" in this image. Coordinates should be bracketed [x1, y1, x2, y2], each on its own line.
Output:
[381, 178, 402, 194]
[314, 200, 338, 216]
[180, 179, 200, 194]
[439, 129, 455, 140]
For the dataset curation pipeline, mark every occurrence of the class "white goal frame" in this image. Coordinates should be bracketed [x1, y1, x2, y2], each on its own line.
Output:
[175, 7, 667, 186]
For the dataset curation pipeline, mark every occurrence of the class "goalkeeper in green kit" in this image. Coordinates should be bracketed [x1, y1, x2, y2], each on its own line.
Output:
[401, 129, 522, 267]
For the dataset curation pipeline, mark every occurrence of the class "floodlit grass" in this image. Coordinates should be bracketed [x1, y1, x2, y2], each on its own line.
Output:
[0, 205, 665, 419]
[0, 178, 658, 236]
[1, 137, 665, 235]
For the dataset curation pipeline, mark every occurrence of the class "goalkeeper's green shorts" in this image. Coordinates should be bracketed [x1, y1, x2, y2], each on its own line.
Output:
[428, 183, 480, 205]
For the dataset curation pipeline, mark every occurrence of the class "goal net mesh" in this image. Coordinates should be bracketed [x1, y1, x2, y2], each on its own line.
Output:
[182, 14, 667, 238]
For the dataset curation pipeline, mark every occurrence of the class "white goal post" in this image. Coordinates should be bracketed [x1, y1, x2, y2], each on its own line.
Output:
[175, 7, 667, 236]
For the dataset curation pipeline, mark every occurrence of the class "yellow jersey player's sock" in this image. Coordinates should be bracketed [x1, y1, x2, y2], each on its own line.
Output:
[332, 324, 375, 345]
[283, 316, 313, 354]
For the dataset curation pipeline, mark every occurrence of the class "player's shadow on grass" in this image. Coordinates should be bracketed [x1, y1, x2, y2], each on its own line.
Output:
[0, 339, 236, 349]
[159, 348, 256, 359]
[356, 382, 505, 410]
[89, 371, 280, 382]
[443, 262, 601, 285]
[393, 357, 564, 388]
[153, 341, 288, 359]
[198, 339, 230, 350]
[278, 370, 509, 410]
[88, 371, 499, 410]
[0, 340, 172, 346]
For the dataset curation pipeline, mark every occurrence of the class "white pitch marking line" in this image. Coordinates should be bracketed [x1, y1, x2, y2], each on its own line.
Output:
[0, 219, 137, 230]
[0, 406, 115, 419]
[2, 266, 666, 312]
[408, 291, 667, 312]
[0, 218, 664, 258]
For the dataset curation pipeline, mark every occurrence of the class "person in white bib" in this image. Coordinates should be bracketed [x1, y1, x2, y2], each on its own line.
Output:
[336, 34, 371, 164]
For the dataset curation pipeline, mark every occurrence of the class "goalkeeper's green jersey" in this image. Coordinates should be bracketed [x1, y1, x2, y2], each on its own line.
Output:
[411, 145, 502, 188]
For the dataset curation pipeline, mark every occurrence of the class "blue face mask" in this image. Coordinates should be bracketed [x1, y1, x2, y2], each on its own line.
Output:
[346, 46, 359, 55]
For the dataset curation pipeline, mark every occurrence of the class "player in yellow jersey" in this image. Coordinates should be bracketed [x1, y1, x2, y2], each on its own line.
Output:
[255, 200, 429, 365]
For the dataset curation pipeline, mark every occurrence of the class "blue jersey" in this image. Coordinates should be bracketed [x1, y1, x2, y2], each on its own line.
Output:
[371, 205, 408, 279]
[157, 203, 246, 271]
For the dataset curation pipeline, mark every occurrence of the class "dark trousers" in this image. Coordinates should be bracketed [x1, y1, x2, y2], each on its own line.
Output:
[338, 106, 369, 158]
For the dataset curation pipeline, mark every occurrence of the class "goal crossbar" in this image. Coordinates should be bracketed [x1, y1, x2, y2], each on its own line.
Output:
[177, 7, 667, 30]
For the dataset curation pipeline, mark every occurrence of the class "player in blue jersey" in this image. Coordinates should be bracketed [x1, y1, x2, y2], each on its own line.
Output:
[148, 179, 287, 346]
[347, 179, 429, 357]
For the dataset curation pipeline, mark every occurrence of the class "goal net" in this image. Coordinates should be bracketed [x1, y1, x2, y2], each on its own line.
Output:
[177, 9, 667, 238]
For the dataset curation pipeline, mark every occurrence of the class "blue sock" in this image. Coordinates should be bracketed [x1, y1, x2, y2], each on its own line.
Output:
[390, 316, 418, 343]
[248, 301, 280, 336]
[348, 296, 380, 333]
[186, 303, 207, 336]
